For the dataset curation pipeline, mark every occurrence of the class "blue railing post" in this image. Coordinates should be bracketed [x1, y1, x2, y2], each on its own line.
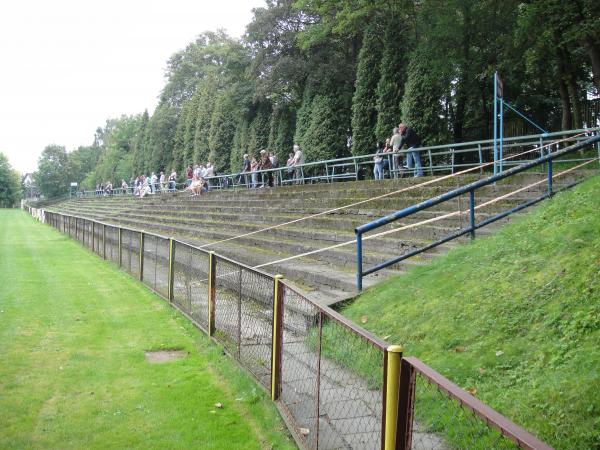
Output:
[469, 190, 475, 239]
[356, 231, 363, 291]
[547, 158, 553, 197]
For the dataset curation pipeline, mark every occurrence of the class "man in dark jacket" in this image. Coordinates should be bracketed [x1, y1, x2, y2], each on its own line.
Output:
[398, 123, 423, 177]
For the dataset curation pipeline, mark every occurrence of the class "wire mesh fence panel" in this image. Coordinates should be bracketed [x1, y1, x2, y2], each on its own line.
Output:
[317, 314, 385, 450]
[411, 373, 519, 450]
[213, 257, 243, 358]
[129, 230, 141, 278]
[154, 236, 170, 299]
[143, 233, 158, 292]
[106, 226, 119, 264]
[120, 229, 133, 274]
[172, 241, 193, 316]
[189, 247, 209, 331]
[93, 222, 102, 256]
[280, 285, 321, 450]
[238, 268, 273, 388]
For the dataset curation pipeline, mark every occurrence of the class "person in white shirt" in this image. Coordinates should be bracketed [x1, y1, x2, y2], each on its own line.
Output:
[150, 172, 158, 193]
[159, 171, 166, 191]
[292, 144, 304, 183]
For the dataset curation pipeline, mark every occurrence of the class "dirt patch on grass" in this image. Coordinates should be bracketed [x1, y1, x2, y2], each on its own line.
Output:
[144, 349, 188, 364]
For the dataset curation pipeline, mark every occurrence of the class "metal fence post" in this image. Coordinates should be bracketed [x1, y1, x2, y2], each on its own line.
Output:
[547, 158, 553, 197]
[396, 358, 416, 450]
[356, 231, 363, 291]
[208, 251, 216, 337]
[384, 345, 403, 450]
[118, 228, 122, 267]
[168, 238, 175, 302]
[469, 190, 476, 239]
[271, 275, 284, 401]
[139, 231, 145, 281]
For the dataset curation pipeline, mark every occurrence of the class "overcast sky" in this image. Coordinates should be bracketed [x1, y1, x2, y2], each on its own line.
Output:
[0, 0, 266, 174]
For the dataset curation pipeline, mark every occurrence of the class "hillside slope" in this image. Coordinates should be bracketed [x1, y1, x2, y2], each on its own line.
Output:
[340, 175, 600, 449]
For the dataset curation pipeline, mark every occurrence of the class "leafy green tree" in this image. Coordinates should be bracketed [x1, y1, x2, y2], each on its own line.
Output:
[351, 23, 383, 154]
[0, 153, 21, 207]
[35, 145, 70, 198]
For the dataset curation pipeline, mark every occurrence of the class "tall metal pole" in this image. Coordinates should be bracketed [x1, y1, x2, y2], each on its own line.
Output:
[499, 98, 504, 173]
[493, 72, 498, 176]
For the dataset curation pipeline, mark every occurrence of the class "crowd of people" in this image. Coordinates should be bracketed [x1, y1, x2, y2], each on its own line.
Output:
[236, 145, 305, 188]
[89, 126, 420, 198]
[373, 123, 422, 180]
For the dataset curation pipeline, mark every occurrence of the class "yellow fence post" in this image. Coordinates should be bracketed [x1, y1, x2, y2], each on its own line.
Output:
[168, 238, 175, 302]
[271, 275, 284, 401]
[208, 251, 216, 337]
[385, 345, 403, 450]
[118, 228, 122, 267]
[139, 231, 145, 281]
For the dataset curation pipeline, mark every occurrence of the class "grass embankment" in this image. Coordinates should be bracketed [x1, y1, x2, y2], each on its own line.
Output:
[0, 210, 295, 450]
[342, 175, 600, 449]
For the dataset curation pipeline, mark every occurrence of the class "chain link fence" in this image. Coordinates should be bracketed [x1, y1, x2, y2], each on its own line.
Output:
[38, 209, 554, 450]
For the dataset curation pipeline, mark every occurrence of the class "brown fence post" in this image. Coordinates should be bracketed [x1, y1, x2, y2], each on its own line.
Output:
[139, 231, 145, 281]
[270, 275, 284, 401]
[208, 251, 216, 337]
[92, 221, 95, 251]
[384, 345, 403, 450]
[396, 358, 416, 450]
[102, 224, 106, 259]
[168, 238, 175, 302]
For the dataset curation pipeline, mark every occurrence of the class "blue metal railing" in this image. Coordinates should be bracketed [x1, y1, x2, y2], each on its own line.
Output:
[73, 127, 599, 197]
[354, 133, 600, 291]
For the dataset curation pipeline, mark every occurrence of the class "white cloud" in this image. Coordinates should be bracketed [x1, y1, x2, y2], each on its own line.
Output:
[0, 0, 265, 173]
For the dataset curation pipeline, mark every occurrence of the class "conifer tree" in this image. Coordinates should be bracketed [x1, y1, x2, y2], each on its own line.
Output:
[193, 77, 218, 164]
[351, 23, 382, 155]
[208, 91, 237, 173]
[268, 104, 296, 163]
[374, 15, 407, 141]
[301, 94, 349, 162]
[171, 102, 190, 173]
[247, 101, 272, 156]
[401, 47, 451, 146]
[184, 90, 200, 165]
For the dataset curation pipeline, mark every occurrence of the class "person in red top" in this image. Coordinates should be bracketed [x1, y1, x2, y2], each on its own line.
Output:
[186, 165, 193, 186]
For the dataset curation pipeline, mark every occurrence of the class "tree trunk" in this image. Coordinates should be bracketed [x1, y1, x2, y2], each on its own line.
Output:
[558, 76, 572, 131]
[585, 37, 600, 93]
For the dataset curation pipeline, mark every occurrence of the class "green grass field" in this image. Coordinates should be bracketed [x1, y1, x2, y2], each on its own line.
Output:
[342, 175, 600, 449]
[0, 210, 295, 449]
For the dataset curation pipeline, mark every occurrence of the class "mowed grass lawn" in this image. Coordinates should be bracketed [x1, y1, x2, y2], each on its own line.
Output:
[0, 210, 295, 450]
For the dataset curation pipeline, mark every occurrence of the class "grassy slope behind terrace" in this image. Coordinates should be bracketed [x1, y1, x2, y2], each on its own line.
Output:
[0, 210, 295, 450]
[341, 175, 600, 449]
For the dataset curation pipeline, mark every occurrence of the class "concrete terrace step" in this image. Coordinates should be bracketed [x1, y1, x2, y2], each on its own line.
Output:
[50, 169, 597, 306]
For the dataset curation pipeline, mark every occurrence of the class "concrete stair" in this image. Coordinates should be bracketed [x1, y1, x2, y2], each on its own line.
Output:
[47, 170, 595, 306]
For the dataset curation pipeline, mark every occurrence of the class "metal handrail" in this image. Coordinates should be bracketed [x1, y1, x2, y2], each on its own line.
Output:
[354, 133, 600, 290]
[73, 127, 599, 197]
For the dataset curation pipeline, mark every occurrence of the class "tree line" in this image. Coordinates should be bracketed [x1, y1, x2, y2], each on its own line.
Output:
[34, 0, 600, 197]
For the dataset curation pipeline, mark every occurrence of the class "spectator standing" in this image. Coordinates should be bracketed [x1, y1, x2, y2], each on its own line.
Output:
[159, 171, 166, 191]
[389, 127, 404, 175]
[259, 150, 273, 187]
[150, 172, 158, 193]
[168, 170, 177, 191]
[240, 154, 251, 186]
[186, 165, 193, 186]
[286, 152, 295, 182]
[373, 143, 384, 180]
[250, 157, 259, 188]
[292, 144, 305, 183]
[121, 179, 128, 194]
[398, 123, 423, 177]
